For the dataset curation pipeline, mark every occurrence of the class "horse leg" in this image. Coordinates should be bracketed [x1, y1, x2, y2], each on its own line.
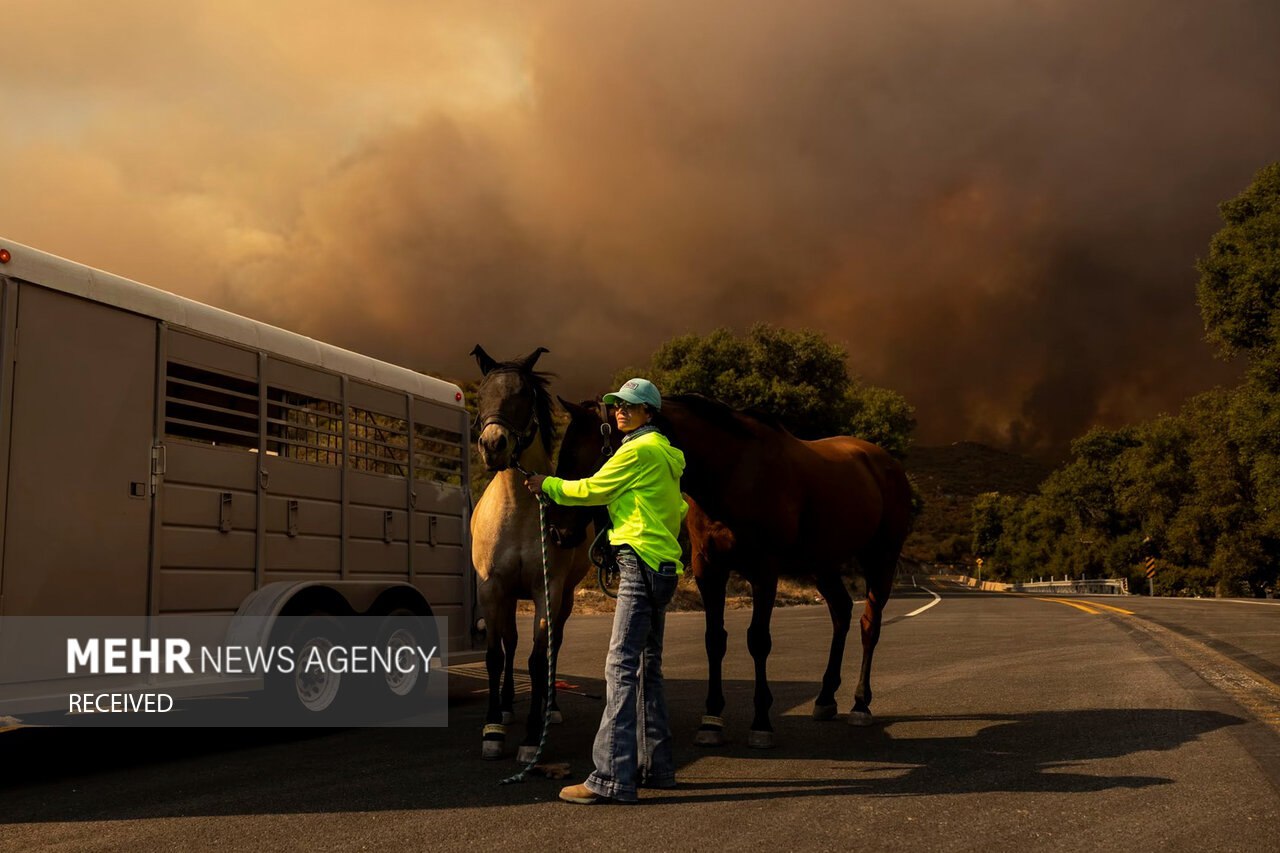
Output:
[746, 571, 778, 748]
[850, 552, 897, 726]
[547, 580, 575, 726]
[694, 562, 730, 747]
[499, 602, 518, 726]
[812, 571, 853, 721]
[481, 593, 515, 759]
[519, 590, 552, 764]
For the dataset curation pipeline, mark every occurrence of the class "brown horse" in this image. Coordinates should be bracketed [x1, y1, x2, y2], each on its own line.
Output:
[555, 393, 913, 747]
[469, 346, 592, 762]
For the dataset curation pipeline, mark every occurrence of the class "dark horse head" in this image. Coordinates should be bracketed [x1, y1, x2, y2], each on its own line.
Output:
[470, 345, 555, 472]
[554, 396, 621, 479]
[553, 396, 623, 549]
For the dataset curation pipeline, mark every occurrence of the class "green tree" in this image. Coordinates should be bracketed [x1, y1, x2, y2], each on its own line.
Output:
[971, 492, 1014, 559]
[1196, 161, 1280, 360]
[978, 164, 1280, 597]
[1197, 388, 1280, 596]
[627, 323, 916, 456]
[970, 491, 1021, 580]
[1193, 162, 1280, 595]
[1041, 426, 1141, 543]
[986, 493, 1071, 582]
[980, 427, 1145, 584]
[1113, 415, 1195, 543]
[845, 385, 917, 460]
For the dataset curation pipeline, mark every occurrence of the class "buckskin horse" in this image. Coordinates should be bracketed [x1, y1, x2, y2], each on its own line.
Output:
[469, 346, 592, 762]
[555, 393, 913, 748]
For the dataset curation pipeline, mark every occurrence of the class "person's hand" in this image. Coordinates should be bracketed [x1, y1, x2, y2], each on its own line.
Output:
[524, 474, 547, 496]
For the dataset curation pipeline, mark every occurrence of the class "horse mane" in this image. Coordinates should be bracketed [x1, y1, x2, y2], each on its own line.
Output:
[667, 393, 790, 438]
[491, 360, 557, 456]
[741, 405, 793, 434]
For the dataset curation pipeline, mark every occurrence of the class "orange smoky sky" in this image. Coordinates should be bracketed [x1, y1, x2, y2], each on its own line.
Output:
[3, 0, 1278, 460]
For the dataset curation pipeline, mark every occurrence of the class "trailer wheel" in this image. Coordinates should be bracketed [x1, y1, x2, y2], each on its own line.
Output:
[270, 614, 348, 722]
[373, 608, 438, 718]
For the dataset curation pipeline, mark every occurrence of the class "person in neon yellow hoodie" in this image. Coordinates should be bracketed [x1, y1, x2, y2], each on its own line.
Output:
[525, 377, 687, 805]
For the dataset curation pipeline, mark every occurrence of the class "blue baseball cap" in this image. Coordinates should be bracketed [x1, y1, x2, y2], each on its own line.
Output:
[603, 378, 662, 410]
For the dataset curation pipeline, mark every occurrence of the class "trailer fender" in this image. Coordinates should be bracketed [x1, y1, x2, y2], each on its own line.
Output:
[225, 581, 431, 650]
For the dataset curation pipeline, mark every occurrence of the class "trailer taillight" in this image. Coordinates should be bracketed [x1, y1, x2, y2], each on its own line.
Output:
[456, 392, 463, 402]
[0, 248, 10, 264]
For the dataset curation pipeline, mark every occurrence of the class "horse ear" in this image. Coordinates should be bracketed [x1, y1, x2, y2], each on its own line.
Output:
[520, 347, 550, 372]
[470, 345, 499, 376]
[557, 395, 592, 420]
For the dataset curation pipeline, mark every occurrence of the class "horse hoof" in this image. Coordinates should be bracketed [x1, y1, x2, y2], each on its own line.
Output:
[482, 722, 506, 760]
[548, 710, 564, 725]
[501, 711, 514, 725]
[695, 714, 726, 747]
[694, 728, 726, 747]
[516, 744, 539, 764]
[847, 710, 874, 727]
[812, 703, 838, 721]
[747, 730, 775, 749]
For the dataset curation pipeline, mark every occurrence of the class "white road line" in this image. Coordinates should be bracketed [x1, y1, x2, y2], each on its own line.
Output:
[905, 588, 942, 617]
[1169, 598, 1280, 607]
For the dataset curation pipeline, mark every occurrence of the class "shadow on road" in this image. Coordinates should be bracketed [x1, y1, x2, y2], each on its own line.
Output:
[0, 673, 1248, 822]
[655, 707, 1222, 803]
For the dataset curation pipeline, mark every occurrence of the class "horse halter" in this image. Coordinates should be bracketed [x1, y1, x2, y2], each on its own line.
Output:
[585, 397, 619, 597]
[474, 369, 542, 463]
[596, 399, 615, 462]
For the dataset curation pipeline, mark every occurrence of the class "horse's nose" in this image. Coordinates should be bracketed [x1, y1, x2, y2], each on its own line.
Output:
[478, 424, 512, 470]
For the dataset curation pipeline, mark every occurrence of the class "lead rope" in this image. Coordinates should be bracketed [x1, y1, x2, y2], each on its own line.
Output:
[592, 404, 618, 597]
[500, 461, 555, 785]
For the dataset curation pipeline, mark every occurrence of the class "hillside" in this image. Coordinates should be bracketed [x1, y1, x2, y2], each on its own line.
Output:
[901, 442, 1052, 566]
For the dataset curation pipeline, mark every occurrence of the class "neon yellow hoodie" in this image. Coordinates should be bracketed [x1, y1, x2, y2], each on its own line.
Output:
[541, 429, 688, 574]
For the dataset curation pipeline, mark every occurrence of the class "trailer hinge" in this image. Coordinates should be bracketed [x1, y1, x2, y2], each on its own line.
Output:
[150, 442, 167, 496]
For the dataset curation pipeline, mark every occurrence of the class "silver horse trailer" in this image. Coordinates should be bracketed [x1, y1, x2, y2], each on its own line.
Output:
[0, 238, 481, 721]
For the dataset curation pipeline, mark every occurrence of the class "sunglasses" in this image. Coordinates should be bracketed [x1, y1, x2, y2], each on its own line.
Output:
[615, 402, 645, 414]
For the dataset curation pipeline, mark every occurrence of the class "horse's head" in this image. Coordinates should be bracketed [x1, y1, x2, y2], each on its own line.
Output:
[470, 344, 553, 471]
[555, 396, 621, 480]
[549, 396, 622, 547]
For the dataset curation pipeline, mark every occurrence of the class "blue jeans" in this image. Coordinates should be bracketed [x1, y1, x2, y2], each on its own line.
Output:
[584, 547, 679, 801]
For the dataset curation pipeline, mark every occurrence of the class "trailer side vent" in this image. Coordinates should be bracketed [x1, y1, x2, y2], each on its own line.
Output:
[413, 423, 464, 487]
[348, 406, 408, 477]
[164, 361, 260, 451]
[267, 388, 343, 466]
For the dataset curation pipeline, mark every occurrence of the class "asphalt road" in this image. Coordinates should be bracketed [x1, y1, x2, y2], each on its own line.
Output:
[2, 579, 1278, 852]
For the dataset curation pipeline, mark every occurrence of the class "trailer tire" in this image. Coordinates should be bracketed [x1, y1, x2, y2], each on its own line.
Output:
[268, 613, 349, 723]
[371, 607, 438, 719]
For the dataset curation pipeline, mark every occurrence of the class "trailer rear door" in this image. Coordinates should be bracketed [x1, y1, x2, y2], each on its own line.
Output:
[1, 284, 155, 616]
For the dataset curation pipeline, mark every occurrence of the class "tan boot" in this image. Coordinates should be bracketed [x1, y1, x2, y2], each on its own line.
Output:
[558, 782, 601, 804]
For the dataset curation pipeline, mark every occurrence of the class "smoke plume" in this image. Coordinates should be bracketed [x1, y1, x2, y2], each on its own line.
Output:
[3, 0, 1277, 459]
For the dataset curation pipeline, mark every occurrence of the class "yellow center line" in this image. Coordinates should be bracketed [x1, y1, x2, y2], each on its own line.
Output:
[1034, 597, 1103, 615]
[1083, 600, 1135, 616]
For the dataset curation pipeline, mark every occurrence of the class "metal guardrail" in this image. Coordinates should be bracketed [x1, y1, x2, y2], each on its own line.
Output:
[933, 572, 1130, 596]
[1011, 579, 1129, 595]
